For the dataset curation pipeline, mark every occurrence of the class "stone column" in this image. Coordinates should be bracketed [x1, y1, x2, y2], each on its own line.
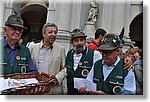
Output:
[0, 1, 5, 26]
[57, 2, 72, 32]
[0, 0, 5, 39]
[101, 1, 126, 34]
[0, 0, 5, 70]
[111, 3, 126, 34]
[3, 0, 14, 24]
[70, 0, 82, 30]
[46, 0, 56, 23]
[1, 0, 14, 39]
[124, 2, 131, 42]
[101, 0, 112, 32]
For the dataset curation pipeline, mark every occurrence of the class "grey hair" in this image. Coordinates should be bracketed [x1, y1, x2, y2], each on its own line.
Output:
[42, 23, 58, 33]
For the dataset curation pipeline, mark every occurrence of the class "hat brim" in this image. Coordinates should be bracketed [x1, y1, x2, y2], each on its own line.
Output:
[5, 24, 27, 29]
[72, 35, 87, 39]
[97, 45, 119, 51]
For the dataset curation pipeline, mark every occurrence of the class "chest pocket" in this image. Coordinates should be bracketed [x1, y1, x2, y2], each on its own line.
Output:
[108, 78, 124, 86]
[16, 56, 28, 73]
[76, 61, 92, 78]
[106, 78, 124, 94]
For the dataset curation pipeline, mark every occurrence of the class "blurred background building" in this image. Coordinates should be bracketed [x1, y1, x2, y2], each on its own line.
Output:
[0, 0, 143, 53]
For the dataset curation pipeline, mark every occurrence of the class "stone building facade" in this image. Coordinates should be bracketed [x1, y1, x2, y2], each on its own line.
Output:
[0, 0, 143, 53]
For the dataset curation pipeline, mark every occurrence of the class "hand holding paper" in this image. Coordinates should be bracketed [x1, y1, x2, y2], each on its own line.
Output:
[74, 78, 96, 91]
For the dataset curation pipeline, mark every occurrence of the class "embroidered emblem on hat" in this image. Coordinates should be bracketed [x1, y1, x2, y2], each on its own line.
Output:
[16, 56, 20, 60]
[81, 69, 89, 77]
[17, 17, 20, 22]
[113, 39, 117, 43]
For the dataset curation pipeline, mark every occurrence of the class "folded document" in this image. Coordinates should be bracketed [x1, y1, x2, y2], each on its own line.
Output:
[0, 77, 38, 92]
[74, 78, 96, 91]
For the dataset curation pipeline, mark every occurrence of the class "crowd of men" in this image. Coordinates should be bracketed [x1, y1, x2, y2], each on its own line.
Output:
[0, 14, 143, 95]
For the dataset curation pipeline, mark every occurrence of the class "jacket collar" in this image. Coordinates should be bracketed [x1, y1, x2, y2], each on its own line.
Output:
[2, 38, 21, 49]
[39, 40, 53, 49]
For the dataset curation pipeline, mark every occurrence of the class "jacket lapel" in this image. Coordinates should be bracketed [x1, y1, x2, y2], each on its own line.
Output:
[48, 43, 57, 66]
[35, 42, 43, 67]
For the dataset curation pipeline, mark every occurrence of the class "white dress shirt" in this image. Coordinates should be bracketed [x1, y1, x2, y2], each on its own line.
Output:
[73, 49, 102, 71]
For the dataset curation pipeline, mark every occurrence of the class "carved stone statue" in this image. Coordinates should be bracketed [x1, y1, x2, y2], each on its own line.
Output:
[87, 0, 98, 24]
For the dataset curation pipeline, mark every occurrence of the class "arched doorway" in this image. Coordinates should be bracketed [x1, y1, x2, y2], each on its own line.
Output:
[20, 0, 48, 45]
[129, 12, 143, 49]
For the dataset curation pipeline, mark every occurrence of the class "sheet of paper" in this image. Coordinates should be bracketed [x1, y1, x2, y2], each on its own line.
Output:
[16, 78, 39, 85]
[74, 78, 96, 91]
[0, 78, 38, 92]
[0, 77, 10, 91]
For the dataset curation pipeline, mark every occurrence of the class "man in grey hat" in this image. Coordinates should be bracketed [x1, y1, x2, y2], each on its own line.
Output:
[66, 29, 102, 94]
[0, 14, 37, 75]
[79, 33, 136, 95]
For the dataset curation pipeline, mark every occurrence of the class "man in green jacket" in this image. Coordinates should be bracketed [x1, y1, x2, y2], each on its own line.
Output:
[0, 14, 37, 75]
[79, 34, 136, 95]
[66, 29, 102, 94]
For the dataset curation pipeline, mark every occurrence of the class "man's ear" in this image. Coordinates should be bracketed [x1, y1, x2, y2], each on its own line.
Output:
[42, 32, 45, 37]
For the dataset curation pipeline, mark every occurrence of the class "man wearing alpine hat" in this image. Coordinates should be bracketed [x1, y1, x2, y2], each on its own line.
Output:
[66, 29, 102, 94]
[0, 14, 37, 75]
[79, 33, 136, 95]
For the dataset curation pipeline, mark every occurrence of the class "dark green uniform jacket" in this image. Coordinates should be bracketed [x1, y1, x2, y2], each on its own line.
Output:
[66, 48, 94, 94]
[93, 59, 128, 94]
[0, 42, 33, 75]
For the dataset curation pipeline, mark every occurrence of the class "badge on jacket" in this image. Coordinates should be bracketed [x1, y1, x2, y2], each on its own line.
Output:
[81, 69, 89, 77]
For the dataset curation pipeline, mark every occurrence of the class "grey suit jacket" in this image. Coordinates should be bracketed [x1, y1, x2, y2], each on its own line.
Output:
[30, 41, 67, 94]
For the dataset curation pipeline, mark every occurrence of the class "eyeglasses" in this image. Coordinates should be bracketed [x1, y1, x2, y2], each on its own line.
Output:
[9, 26, 23, 33]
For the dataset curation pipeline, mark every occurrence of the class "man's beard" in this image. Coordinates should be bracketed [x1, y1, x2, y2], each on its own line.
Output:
[74, 45, 85, 54]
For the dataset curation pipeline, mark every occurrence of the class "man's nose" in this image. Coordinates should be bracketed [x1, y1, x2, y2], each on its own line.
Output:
[51, 32, 56, 36]
[78, 40, 82, 45]
[15, 29, 20, 33]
